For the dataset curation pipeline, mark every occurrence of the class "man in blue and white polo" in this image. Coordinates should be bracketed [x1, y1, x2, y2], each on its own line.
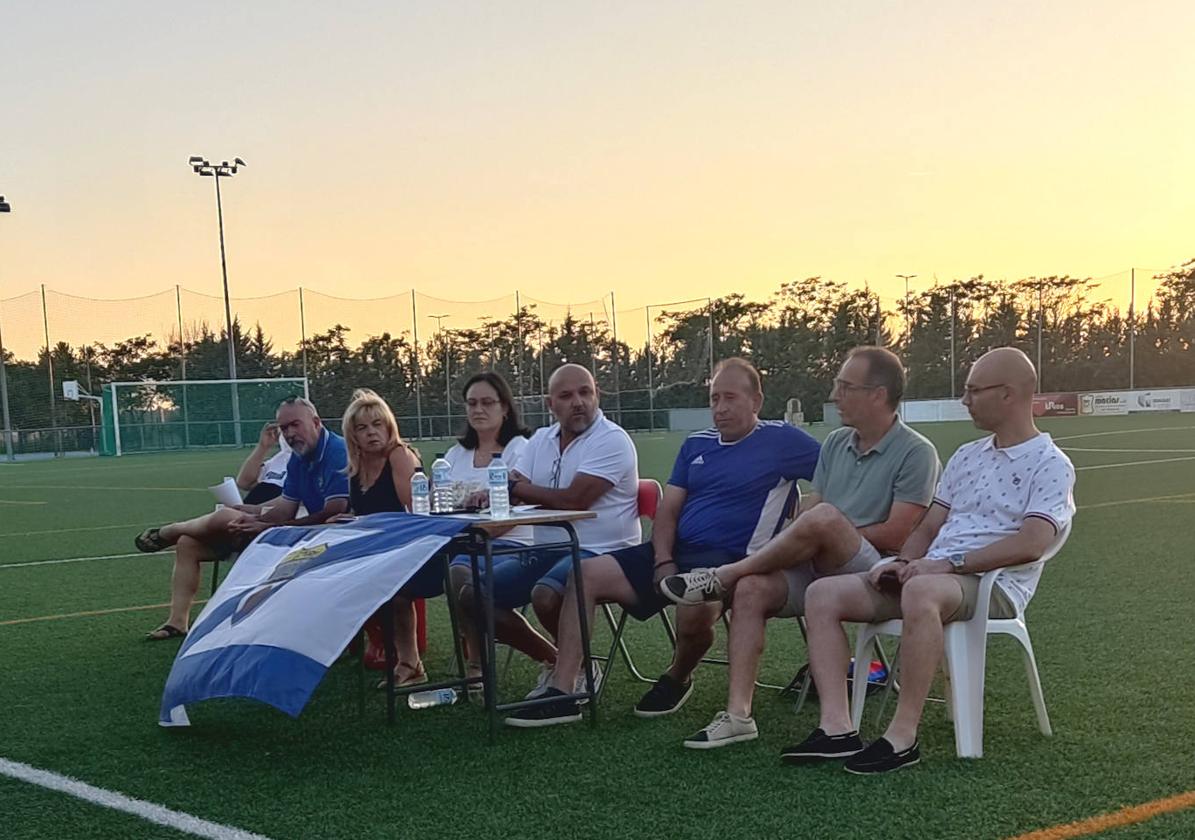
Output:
[505, 357, 820, 727]
[139, 396, 349, 642]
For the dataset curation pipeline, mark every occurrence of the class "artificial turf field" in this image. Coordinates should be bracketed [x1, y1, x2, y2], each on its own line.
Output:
[1, 413, 1194, 840]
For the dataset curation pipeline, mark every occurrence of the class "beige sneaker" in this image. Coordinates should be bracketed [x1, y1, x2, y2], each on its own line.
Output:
[683, 711, 758, 749]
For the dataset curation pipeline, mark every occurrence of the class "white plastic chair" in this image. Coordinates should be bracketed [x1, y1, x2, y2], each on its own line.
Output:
[850, 522, 1071, 758]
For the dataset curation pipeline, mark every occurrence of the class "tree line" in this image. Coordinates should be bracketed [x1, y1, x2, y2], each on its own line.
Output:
[3, 260, 1191, 438]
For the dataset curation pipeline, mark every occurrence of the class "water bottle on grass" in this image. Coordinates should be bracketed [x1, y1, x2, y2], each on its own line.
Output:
[408, 688, 458, 709]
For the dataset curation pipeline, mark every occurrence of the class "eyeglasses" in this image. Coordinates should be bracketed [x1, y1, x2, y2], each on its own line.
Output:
[963, 383, 1008, 396]
[466, 398, 501, 410]
[550, 456, 563, 489]
[833, 379, 881, 394]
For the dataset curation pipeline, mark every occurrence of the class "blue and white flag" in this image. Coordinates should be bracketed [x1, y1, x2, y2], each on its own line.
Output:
[159, 513, 470, 726]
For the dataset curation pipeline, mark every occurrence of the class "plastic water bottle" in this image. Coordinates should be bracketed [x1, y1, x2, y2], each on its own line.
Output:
[410, 468, 431, 515]
[431, 453, 453, 513]
[488, 455, 510, 519]
[407, 687, 458, 709]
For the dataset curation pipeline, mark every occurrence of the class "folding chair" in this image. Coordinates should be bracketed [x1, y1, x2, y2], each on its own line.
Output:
[594, 479, 789, 698]
[850, 522, 1071, 758]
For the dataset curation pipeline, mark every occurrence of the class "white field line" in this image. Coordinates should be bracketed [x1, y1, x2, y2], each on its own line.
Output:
[1076, 455, 1195, 471]
[0, 499, 48, 506]
[1053, 426, 1194, 442]
[0, 522, 158, 539]
[1062, 447, 1195, 454]
[0, 551, 170, 570]
[0, 757, 272, 840]
[0, 484, 208, 494]
[1079, 492, 1195, 511]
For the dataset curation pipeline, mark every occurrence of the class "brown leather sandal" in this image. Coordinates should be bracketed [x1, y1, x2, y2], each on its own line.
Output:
[375, 660, 428, 690]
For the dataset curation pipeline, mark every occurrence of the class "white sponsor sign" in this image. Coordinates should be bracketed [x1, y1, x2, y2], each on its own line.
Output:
[1079, 389, 1189, 416]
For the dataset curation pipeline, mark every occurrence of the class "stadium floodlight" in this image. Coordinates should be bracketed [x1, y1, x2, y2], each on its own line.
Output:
[0, 194, 11, 461]
[189, 154, 247, 445]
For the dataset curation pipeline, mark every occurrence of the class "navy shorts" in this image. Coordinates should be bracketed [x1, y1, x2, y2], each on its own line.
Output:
[450, 544, 595, 610]
[613, 541, 742, 620]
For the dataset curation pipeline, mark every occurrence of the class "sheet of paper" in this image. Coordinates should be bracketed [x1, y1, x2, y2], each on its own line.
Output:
[209, 476, 242, 508]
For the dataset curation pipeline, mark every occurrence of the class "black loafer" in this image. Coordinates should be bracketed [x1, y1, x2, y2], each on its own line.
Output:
[780, 728, 864, 763]
[843, 737, 921, 774]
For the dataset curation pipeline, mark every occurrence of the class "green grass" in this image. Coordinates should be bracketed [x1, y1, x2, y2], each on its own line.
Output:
[1, 415, 1194, 839]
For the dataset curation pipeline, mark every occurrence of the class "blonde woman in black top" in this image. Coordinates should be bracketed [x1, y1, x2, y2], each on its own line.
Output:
[342, 389, 427, 687]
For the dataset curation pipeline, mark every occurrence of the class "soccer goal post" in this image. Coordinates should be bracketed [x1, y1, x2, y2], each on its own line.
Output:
[100, 377, 309, 456]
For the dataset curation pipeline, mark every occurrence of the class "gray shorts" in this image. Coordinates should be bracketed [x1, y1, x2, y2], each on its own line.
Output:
[776, 537, 882, 618]
[863, 572, 1018, 623]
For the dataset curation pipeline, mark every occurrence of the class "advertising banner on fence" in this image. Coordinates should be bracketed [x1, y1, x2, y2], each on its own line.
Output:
[1079, 389, 1190, 416]
[1032, 393, 1078, 417]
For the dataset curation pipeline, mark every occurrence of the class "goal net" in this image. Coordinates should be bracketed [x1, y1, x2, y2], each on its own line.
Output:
[99, 377, 308, 456]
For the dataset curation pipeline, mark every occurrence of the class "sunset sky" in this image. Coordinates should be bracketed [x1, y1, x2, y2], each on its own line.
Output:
[2, 0, 1192, 328]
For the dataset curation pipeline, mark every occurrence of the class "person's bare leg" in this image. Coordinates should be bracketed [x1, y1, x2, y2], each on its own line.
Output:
[804, 574, 883, 734]
[882, 576, 963, 750]
[716, 505, 861, 590]
[550, 555, 637, 691]
[164, 535, 217, 631]
[458, 582, 557, 665]
[725, 572, 789, 718]
[393, 597, 421, 667]
[665, 603, 722, 683]
[158, 508, 240, 546]
[530, 585, 563, 640]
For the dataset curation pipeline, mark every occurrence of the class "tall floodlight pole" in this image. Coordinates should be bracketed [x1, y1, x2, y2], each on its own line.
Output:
[0, 195, 13, 461]
[190, 155, 246, 446]
[1128, 268, 1136, 389]
[896, 274, 917, 344]
[429, 314, 450, 435]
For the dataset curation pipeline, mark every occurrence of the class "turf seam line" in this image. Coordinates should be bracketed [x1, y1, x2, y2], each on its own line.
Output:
[1052, 426, 1194, 442]
[0, 757, 273, 840]
[0, 521, 159, 538]
[0, 600, 206, 627]
[1006, 788, 1195, 839]
[1075, 455, 1195, 471]
[0, 550, 171, 569]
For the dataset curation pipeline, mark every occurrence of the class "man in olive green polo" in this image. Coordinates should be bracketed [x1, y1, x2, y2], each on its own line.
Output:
[659, 346, 941, 749]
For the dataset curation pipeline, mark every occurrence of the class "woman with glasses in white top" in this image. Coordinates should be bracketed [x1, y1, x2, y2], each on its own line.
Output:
[443, 372, 556, 683]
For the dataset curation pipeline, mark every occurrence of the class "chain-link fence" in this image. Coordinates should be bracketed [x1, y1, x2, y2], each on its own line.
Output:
[1, 264, 1189, 459]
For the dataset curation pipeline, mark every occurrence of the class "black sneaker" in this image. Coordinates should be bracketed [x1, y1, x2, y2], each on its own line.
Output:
[779, 728, 865, 763]
[843, 738, 921, 774]
[634, 673, 694, 718]
[503, 689, 582, 728]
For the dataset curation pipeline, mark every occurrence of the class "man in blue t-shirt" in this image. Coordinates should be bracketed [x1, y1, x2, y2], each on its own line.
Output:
[505, 358, 820, 728]
[137, 396, 349, 642]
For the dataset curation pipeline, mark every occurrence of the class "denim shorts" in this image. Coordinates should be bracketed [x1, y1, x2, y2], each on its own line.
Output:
[449, 544, 595, 610]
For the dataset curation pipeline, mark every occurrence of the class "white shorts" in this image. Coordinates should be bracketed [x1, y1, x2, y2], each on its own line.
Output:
[775, 537, 883, 618]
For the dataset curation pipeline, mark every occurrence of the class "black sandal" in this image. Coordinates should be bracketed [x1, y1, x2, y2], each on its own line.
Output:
[135, 527, 170, 553]
[145, 624, 187, 641]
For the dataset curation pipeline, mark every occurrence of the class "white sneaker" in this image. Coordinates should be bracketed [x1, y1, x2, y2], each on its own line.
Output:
[660, 568, 726, 606]
[574, 660, 603, 703]
[524, 662, 555, 700]
[683, 711, 759, 749]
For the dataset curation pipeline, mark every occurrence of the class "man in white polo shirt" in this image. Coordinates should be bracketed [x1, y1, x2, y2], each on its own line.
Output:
[456, 363, 640, 691]
[784, 347, 1075, 774]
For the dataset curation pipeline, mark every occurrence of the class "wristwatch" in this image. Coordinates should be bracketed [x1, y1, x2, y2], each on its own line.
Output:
[948, 552, 967, 573]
